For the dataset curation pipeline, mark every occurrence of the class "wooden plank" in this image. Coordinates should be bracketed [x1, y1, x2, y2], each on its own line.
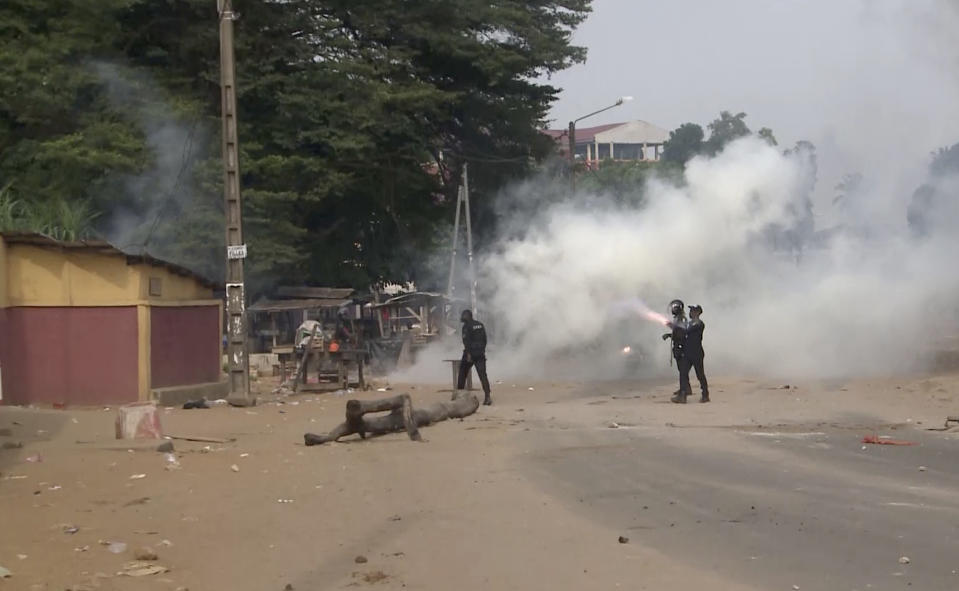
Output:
[167, 435, 236, 443]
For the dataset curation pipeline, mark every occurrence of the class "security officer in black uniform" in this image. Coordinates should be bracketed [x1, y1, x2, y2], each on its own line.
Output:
[685, 305, 709, 403]
[662, 299, 692, 403]
[457, 309, 492, 405]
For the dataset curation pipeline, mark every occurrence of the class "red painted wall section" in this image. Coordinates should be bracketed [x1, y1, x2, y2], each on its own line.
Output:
[150, 306, 220, 388]
[1, 307, 139, 405]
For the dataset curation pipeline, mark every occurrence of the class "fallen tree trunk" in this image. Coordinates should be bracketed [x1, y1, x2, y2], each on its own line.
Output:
[304, 390, 479, 446]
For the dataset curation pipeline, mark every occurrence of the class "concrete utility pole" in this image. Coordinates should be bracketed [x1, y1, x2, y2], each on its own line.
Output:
[218, 0, 254, 407]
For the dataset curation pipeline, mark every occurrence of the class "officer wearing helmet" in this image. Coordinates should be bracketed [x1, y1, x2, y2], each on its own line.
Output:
[457, 309, 492, 405]
[662, 299, 692, 403]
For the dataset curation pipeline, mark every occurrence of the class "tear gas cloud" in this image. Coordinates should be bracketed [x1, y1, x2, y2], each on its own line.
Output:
[394, 2, 959, 383]
[476, 137, 959, 380]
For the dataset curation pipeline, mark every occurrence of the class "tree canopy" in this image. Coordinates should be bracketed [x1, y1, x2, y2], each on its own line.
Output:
[661, 122, 704, 166]
[0, 0, 592, 292]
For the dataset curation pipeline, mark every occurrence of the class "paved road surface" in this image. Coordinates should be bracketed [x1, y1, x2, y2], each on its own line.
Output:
[521, 420, 959, 590]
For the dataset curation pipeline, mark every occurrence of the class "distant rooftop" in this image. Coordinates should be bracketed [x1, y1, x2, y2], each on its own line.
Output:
[545, 120, 669, 146]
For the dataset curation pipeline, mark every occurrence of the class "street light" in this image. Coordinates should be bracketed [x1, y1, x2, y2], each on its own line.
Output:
[568, 96, 633, 192]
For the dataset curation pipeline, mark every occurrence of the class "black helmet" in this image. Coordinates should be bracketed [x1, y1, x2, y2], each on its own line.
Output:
[669, 299, 684, 316]
[460, 309, 473, 323]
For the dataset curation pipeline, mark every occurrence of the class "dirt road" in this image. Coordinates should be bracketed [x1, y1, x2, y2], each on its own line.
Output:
[1, 374, 957, 590]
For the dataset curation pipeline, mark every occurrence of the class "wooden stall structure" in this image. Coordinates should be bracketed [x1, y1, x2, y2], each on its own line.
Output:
[248, 286, 355, 354]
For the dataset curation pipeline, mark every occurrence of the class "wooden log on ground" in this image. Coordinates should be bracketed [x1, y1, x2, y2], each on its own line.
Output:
[303, 390, 479, 446]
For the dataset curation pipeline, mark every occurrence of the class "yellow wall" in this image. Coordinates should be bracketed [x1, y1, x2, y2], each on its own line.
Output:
[1, 239, 223, 402]
[4, 243, 215, 306]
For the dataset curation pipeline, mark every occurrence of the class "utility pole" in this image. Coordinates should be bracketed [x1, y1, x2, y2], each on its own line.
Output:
[445, 164, 478, 317]
[462, 164, 477, 317]
[568, 120, 576, 194]
[218, 0, 254, 407]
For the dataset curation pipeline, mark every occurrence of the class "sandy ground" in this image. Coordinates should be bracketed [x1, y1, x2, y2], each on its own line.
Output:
[1, 372, 958, 590]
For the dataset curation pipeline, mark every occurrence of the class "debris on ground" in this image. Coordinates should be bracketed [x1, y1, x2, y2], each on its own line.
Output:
[0, 565, 11, 578]
[182, 399, 209, 410]
[167, 434, 235, 443]
[63, 525, 79, 534]
[107, 542, 128, 554]
[618, 536, 629, 544]
[116, 402, 164, 439]
[355, 555, 368, 564]
[117, 561, 168, 577]
[1, 441, 22, 450]
[24, 454, 42, 463]
[129, 473, 148, 479]
[861, 435, 918, 446]
[164, 453, 181, 470]
[919, 466, 927, 472]
[134, 547, 158, 561]
[230, 464, 240, 472]
[156, 441, 175, 453]
[899, 556, 911, 565]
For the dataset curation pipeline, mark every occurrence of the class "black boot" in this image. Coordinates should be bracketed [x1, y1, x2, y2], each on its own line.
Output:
[699, 392, 710, 403]
[483, 393, 492, 406]
[670, 391, 687, 404]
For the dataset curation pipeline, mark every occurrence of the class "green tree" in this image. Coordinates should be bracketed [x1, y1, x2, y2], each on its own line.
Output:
[661, 123, 704, 165]
[704, 111, 751, 155]
[758, 127, 777, 146]
[908, 142, 959, 237]
[1, 0, 592, 293]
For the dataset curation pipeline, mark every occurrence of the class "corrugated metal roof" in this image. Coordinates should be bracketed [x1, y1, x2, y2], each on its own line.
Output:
[545, 121, 669, 146]
[275, 286, 355, 299]
[544, 123, 622, 144]
[0, 231, 218, 289]
[249, 297, 352, 312]
[593, 120, 669, 145]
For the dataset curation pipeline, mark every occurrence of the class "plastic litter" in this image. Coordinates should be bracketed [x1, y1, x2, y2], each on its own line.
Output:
[0, 565, 11, 578]
[108, 542, 128, 554]
[129, 473, 147, 480]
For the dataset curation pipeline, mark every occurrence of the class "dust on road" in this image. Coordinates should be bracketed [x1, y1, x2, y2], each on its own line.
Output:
[1, 375, 957, 590]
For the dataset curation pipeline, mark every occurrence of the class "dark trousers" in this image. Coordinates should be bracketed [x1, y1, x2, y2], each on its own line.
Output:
[457, 352, 491, 395]
[676, 356, 692, 395]
[682, 355, 708, 395]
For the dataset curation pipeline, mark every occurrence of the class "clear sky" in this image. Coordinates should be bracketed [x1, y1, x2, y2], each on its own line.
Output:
[545, 0, 959, 204]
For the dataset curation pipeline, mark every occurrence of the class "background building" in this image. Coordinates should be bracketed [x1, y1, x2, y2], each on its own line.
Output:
[0, 232, 225, 406]
[546, 120, 670, 164]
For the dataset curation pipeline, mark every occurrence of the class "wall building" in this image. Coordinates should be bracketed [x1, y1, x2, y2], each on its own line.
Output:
[546, 120, 670, 165]
[0, 232, 225, 406]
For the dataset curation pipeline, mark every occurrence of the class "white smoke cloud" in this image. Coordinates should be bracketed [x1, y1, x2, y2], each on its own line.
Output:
[474, 137, 959, 380]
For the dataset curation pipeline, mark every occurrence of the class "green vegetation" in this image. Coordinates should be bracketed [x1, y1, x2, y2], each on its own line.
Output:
[1, 0, 592, 291]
